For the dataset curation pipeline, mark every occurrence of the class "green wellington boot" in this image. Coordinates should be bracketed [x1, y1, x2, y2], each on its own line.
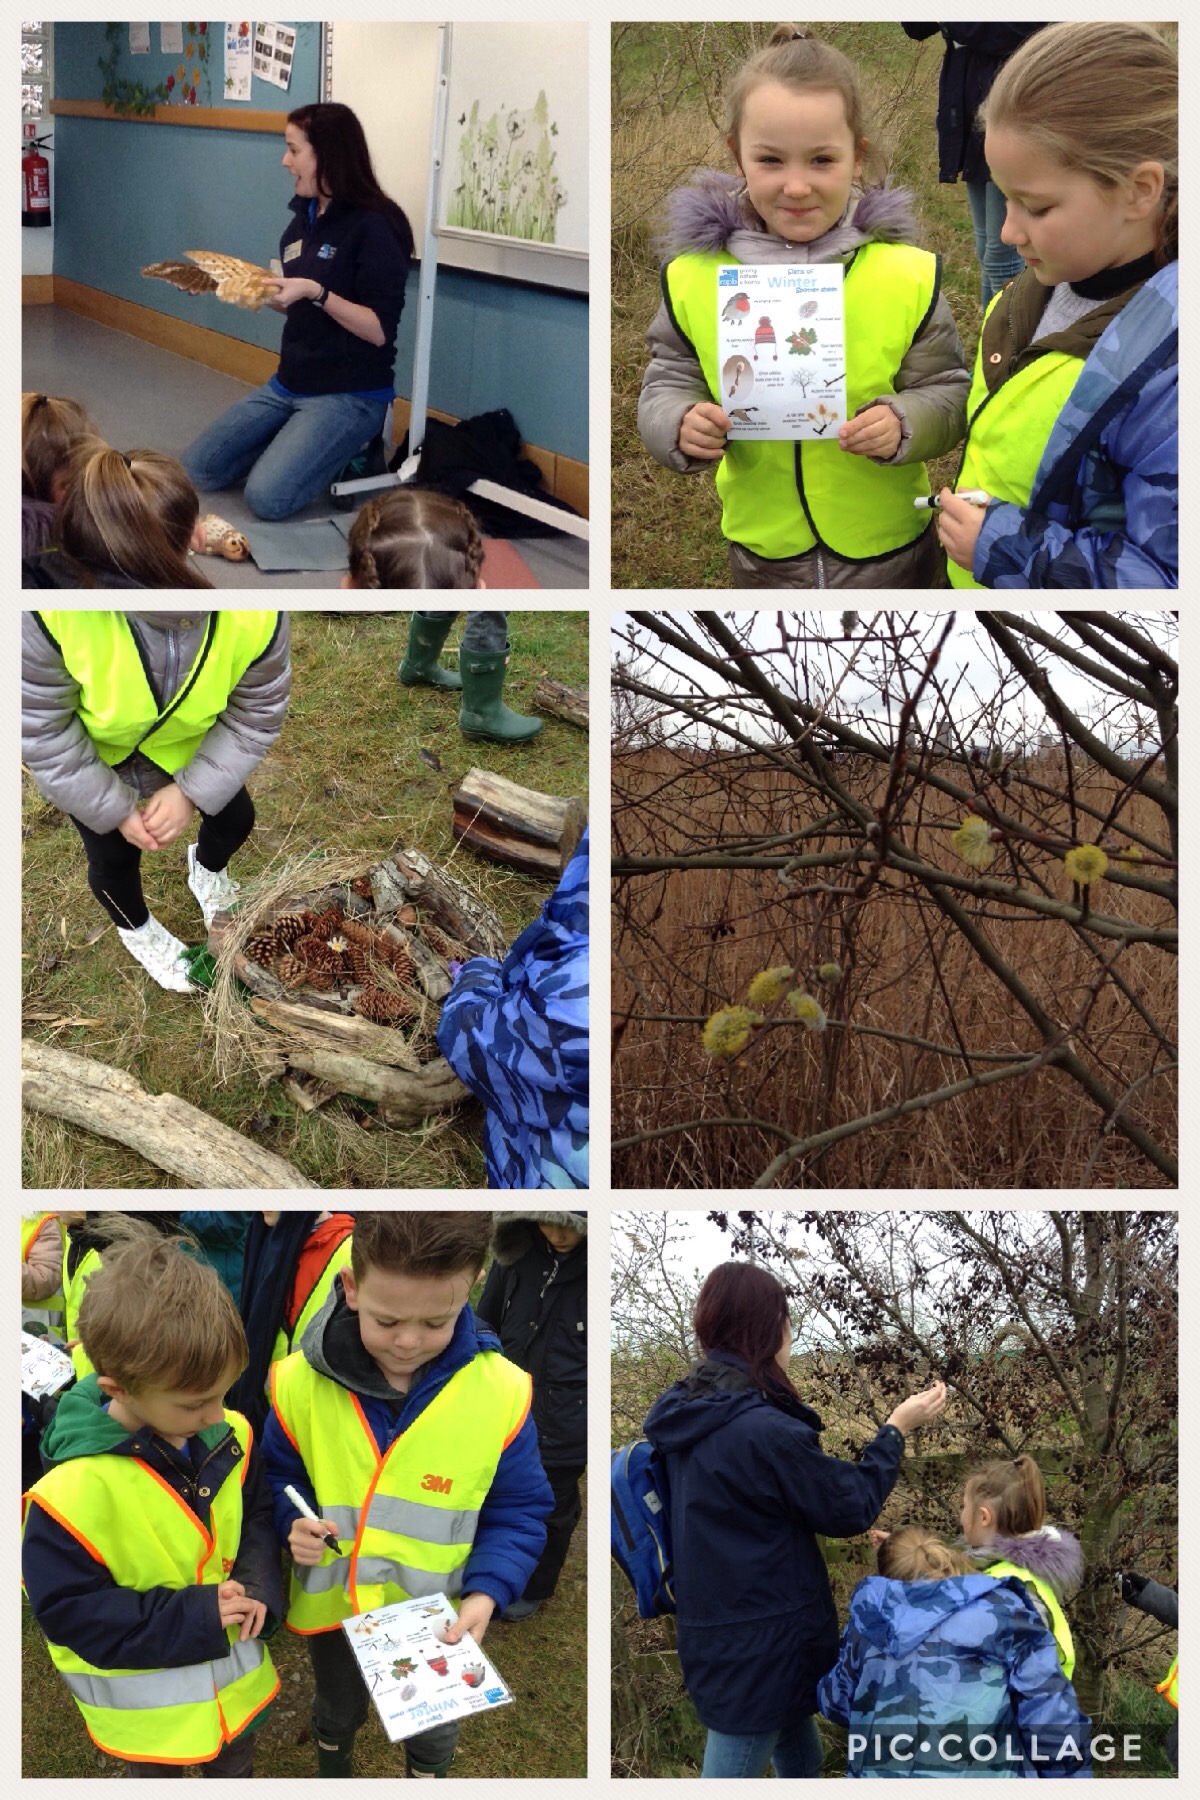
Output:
[398, 613, 463, 690]
[458, 643, 542, 744]
[316, 1733, 356, 1777]
[406, 1752, 455, 1778]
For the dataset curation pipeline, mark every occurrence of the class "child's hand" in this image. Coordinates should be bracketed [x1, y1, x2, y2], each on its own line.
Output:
[141, 783, 196, 848]
[190, 519, 208, 554]
[935, 489, 987, 573]
[217, 1578, 265, 1639]
[869, 1528, 891, 1548]
[678, 402, 731, 461]
[442, 1592, 496, 1646]
[838, 404, 902, 460]
[886, 1379, 948, 1435]
[289, 1515, 338, 1566]
[117, 807, 162, 852]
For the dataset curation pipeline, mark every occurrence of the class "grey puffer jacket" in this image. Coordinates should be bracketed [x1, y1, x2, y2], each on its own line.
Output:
[22, 610, 291, 834]
[640, 174, 969, 474]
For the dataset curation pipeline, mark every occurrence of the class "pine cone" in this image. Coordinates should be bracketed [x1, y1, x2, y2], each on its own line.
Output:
[420, 923, 452, 957]
[243, 929, 279, 967]
[294, 933, 340, 972]
[273, 910, 314, 949]
[352, 875, 374, 899]
[354, 987, 414, 1025]
[339, 917, 376, 949]
[385, 944, 415, 985]
[277, 953, 308, 989]
[305, 965, 335, 992]
[346, 943, 372, 981]
[310, 907, 345, 940]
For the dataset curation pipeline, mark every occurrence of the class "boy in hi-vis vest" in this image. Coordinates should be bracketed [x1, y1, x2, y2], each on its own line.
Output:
[263, 1211, 555, 1778]
[22, 1232, 282, 1777]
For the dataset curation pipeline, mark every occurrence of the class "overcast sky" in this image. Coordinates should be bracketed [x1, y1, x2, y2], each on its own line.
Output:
[612, 610, 1173, 748]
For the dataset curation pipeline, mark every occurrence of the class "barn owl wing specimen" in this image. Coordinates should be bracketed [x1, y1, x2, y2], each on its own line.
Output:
[141, 250, 278, 311]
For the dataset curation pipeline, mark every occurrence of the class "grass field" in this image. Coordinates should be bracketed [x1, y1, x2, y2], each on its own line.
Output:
[21, 1474, 587, 1778]
[612, 745, 1176, 1189]
[21, 610, 589, 1190]
[612, 21, 982, 589]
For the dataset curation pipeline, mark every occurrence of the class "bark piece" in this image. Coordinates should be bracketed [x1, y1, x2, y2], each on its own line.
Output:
[21, 1040, 316, 1189]
[278, 1044, 468, 1121]
[451, 768, 587, 876]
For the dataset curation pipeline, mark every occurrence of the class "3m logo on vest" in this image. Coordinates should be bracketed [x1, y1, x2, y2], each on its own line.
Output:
[421, 1473, 453, 1494]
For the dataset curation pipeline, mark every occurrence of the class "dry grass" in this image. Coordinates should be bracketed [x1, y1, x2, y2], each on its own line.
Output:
[612, 746, 1176, 1189]
[612, 22, 979, 589]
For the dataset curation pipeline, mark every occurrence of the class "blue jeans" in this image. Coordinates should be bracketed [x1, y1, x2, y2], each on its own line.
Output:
[964, 178, 1024, 309]
[182, 383, 389, 521]
[701, 1715, 824, 1779]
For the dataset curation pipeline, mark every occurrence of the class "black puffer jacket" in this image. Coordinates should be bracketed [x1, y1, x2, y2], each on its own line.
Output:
[901, 25, 1050, 185]
[475, 1211, 586, 1467]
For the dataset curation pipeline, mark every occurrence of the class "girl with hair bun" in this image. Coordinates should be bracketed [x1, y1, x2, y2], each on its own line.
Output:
[638, 23, 970, 588]
[959, 1453, 1084, 1678]
[936, 20, 1177, 587]
[818, 1524, 1091, 1776]
[642, 1260, 946, 1777]
[22, 441, 211, 589]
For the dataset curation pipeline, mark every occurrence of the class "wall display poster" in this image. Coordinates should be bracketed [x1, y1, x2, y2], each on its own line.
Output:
[225, 21, 252, 102]
[253, 22, 295, 91]
[716, 262, 848, 440]
[129, 23, 151, 55]
[342, 1594, 514, 1743]
[160, 23, 183, 55]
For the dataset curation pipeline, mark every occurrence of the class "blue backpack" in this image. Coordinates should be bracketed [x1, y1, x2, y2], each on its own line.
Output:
[611, 1438, 675, 1617]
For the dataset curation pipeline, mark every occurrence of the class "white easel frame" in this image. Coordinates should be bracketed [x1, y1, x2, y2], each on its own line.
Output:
[322, 21, 588, 541]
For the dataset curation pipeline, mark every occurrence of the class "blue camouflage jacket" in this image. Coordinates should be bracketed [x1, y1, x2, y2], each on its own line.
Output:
[437, 829, 589, 1189]
[818, 1573, 1092, 1777]
[973, 262, 1177, 588]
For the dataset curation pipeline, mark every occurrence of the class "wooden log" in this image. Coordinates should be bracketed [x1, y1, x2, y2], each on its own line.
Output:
[451, 768, 587, 877]
[21, 1040, 316, 1188]
[386, 847, 506, 954]
[532, 677, 589, 731]
[278, 1044, 469, 1120]
[250, 996, 430, 1068]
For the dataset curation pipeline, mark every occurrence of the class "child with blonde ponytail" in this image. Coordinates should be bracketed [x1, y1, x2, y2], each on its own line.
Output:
[959, 1453, 1083, 1676]
[21, 392, 92, 558]
[22, 440, 212, 589]
[819, 1524, 1091, 1776]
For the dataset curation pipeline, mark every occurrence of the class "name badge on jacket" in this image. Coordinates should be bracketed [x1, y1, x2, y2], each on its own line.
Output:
[283, 239, 303, 264]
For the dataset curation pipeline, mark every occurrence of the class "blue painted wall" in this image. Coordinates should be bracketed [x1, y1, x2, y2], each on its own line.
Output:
[49, 24, 587, 461]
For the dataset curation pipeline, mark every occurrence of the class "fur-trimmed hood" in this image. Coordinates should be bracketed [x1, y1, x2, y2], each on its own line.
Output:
[657, 168, 920, 267]
[490, 1211, 586, 1266]
[967, 1524, 1084, 1601]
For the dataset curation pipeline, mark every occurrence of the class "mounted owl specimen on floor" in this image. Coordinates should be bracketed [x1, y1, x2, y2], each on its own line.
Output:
[141, 251, 277, 311]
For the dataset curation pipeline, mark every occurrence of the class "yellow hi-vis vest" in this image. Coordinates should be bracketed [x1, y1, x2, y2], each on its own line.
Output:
[663, 242, 938, 561]
[270, 1347, 533, 1633]
[22, 1213, 66, 1314]
[267, 1230, 354, 1380]
[63, 1243, 103, 1381]
[22, 1411, 277, 1764]
[948, 294, 1084, 590]
[34, 611, 280, 772]
[1156, 1655, 1178, 1709]
[989, 1560, 1075, 1679]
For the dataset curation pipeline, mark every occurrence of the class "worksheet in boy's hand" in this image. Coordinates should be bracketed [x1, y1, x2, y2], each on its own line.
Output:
[342, 1594, 513, 1742]
[21, 1330, 74, 1401]
[716, 264, 847, 440]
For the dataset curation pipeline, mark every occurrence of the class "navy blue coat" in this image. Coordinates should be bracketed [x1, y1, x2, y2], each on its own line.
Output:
[643, 1353, 904, 1733]
[275, 196, 410, 396]
[901, 25, 1049, 185]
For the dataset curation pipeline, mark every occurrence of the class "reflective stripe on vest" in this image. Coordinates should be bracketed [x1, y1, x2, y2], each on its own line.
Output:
[271, 1347, 532, 1632]
[24, 1409, 278, 1762]
[35, 611, 280, 773]
[948, 303, 1083, 590]
[989, 1560, 1075, 1679]
[1156, 1655, 1178, 1709]
[267, 1230, 354, 1381]
[63, 1244, 102, 1380]
[664, 242, 937, 560]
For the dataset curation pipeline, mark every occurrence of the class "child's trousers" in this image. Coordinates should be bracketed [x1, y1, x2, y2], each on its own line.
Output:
[308, 1625, 460, 1770]
[415, 611, 509, 653]
[70, 786, 255, 929]
[122, 1731, 257, 1777]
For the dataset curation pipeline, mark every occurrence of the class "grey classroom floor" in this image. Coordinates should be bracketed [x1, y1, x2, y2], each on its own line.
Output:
[23, 307, 589, 591]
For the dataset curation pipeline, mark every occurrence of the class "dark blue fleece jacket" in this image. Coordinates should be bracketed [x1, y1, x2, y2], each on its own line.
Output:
[275, 196, 410, 396]
[643, 1352, 904, 1732]
[22, 1375, 282, 1674]
[261, 1276, 553, 1614]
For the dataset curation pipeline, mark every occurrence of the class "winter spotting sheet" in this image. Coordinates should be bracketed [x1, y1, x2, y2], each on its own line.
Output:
[716, 263, 847, 441]
[342, 1594, 514, 1743]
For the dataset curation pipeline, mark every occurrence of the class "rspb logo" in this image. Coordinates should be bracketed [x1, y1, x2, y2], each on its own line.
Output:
[718, 267, 740, 287]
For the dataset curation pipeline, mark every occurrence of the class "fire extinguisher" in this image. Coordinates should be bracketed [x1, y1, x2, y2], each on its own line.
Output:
[22, 125, 52, 228]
